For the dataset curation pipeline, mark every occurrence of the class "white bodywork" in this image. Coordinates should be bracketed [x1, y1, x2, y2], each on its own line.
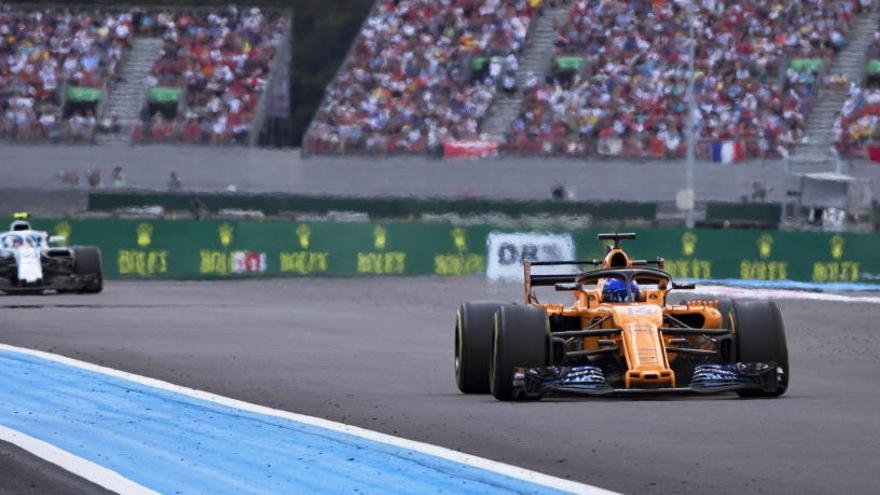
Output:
[0, 229, 54, 284]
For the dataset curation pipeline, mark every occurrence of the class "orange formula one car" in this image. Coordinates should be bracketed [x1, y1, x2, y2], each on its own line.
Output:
[455, 233, 788, 401]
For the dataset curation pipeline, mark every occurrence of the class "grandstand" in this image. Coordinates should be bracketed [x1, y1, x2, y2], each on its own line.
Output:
[4, 0, 880, 160]
[304, 0, 539, 154]
[832, 5, 880, 160]
[0, 6, 130, 143]
[507, 0, 861, 159]
[0, 4, 290, 147]
[305, 0, 880, 163]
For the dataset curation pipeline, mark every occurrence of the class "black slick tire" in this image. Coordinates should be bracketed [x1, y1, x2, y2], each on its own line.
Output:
[490, 305, 549, 401]
[732, 299, 789, 397]
[72, 246, 103, 294]
[455, 302, 503, 394]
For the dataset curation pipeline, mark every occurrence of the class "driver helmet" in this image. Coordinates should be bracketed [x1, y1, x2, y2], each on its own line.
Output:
[10, 220, 31, 231]
[602, 279, 639, 303]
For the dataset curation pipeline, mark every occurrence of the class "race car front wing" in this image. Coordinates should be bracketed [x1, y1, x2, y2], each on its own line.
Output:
[512, 363, 782, 398]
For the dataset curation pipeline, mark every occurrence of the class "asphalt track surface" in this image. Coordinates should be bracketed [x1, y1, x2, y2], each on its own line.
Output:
[1, 278, 878, 494]
[0, 441, 111, 495]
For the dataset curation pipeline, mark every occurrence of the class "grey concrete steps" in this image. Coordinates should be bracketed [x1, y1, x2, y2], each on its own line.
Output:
[792, 8, 880, 163]
[97, 37, 165, 146]
[481, 5, 569, 139]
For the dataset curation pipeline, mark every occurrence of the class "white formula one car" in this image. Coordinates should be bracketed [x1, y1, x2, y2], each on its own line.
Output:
[0, 215, 102, 295]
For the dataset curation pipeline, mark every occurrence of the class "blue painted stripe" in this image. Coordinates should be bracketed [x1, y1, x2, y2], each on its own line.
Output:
[0, 349, 568, 494]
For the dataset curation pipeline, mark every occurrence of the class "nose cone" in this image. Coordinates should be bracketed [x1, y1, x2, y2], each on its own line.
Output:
[610, 305, 674, 388]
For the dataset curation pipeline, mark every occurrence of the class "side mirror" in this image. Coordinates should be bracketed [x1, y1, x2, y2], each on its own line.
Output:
[49, 235, 66, 244]
[672, 282, 695, 290]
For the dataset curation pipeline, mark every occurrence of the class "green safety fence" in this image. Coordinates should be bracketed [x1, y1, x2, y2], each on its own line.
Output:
[470, 56, 506, 72]
[147, 86, 182, 103]
[788, 58, 822, 72]
[66, 87, 102, 103]
[704, 202, 781, 228]
[87, 191, 659, 222]
[555, 56, 584, 71]
[28, 219, 880, 284]
[471, 57, 487, 71]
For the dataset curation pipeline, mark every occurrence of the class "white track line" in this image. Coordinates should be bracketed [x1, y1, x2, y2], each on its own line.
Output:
[695, 285, 880, 304]
[0, 424, 157, 495]
[0, 343, 617, 495]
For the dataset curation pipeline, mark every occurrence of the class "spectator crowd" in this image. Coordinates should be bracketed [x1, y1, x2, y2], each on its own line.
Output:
[0, 5, 132, 142]
[833, 7, 880, 156]
[4, 1, 873, 155]
[132, 7, 286, 144]
[506, 0, 858, 158]
[305, 0, 538, 154]
[0, 5, 285, 146]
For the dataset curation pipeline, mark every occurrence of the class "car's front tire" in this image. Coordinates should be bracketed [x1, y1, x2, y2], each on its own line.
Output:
[490, 305, 549, 401]
[732, 299, 789, 397]
[72, 247, 103, 294]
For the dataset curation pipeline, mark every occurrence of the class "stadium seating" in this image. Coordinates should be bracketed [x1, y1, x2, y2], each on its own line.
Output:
[834, 26, 880, 157]
[0, 6, 131, 142]
[0, 5, 284, 146]
[304, 0, 537, 154]
[132, 8, 286, 144]
[506, 0, 857, 159]
[833, 88, 880, 158]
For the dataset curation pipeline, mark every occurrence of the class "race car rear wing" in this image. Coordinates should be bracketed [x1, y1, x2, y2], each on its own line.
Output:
[523, 260, 601, 303]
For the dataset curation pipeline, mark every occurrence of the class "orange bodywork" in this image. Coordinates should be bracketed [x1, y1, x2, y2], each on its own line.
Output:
[524, 245, 724, 389]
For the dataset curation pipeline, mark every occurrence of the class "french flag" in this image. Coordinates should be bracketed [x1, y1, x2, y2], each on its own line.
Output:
[711, 141, 745, 164]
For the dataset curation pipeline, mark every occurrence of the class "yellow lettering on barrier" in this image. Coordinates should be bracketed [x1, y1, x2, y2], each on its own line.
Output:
[218, 224, 234, 247]
[356, 252, 406, 274]
[830, 235, 845, 260]
[665, 259, 712, 279]
[434, 228, 484, 275]
[681, 232, 697, 257]
[740, 261, 788, 281]
[280, 252, 329, 274]
[200, 250, 231, 275]
[117, 250, 168, 276]
[53, 221, 71, 246]
[136, 223, 153, 247]
[434, 254, 486, 275]
[812, 261, 860, 283]
[373, 226, 387, 250]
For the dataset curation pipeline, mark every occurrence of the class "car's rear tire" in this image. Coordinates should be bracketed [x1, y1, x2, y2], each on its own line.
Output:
[732, 299, 788, 397]
[455, 302, 503, 394]
[490, 305, 549, 401]
[73, 247, 103, 294]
